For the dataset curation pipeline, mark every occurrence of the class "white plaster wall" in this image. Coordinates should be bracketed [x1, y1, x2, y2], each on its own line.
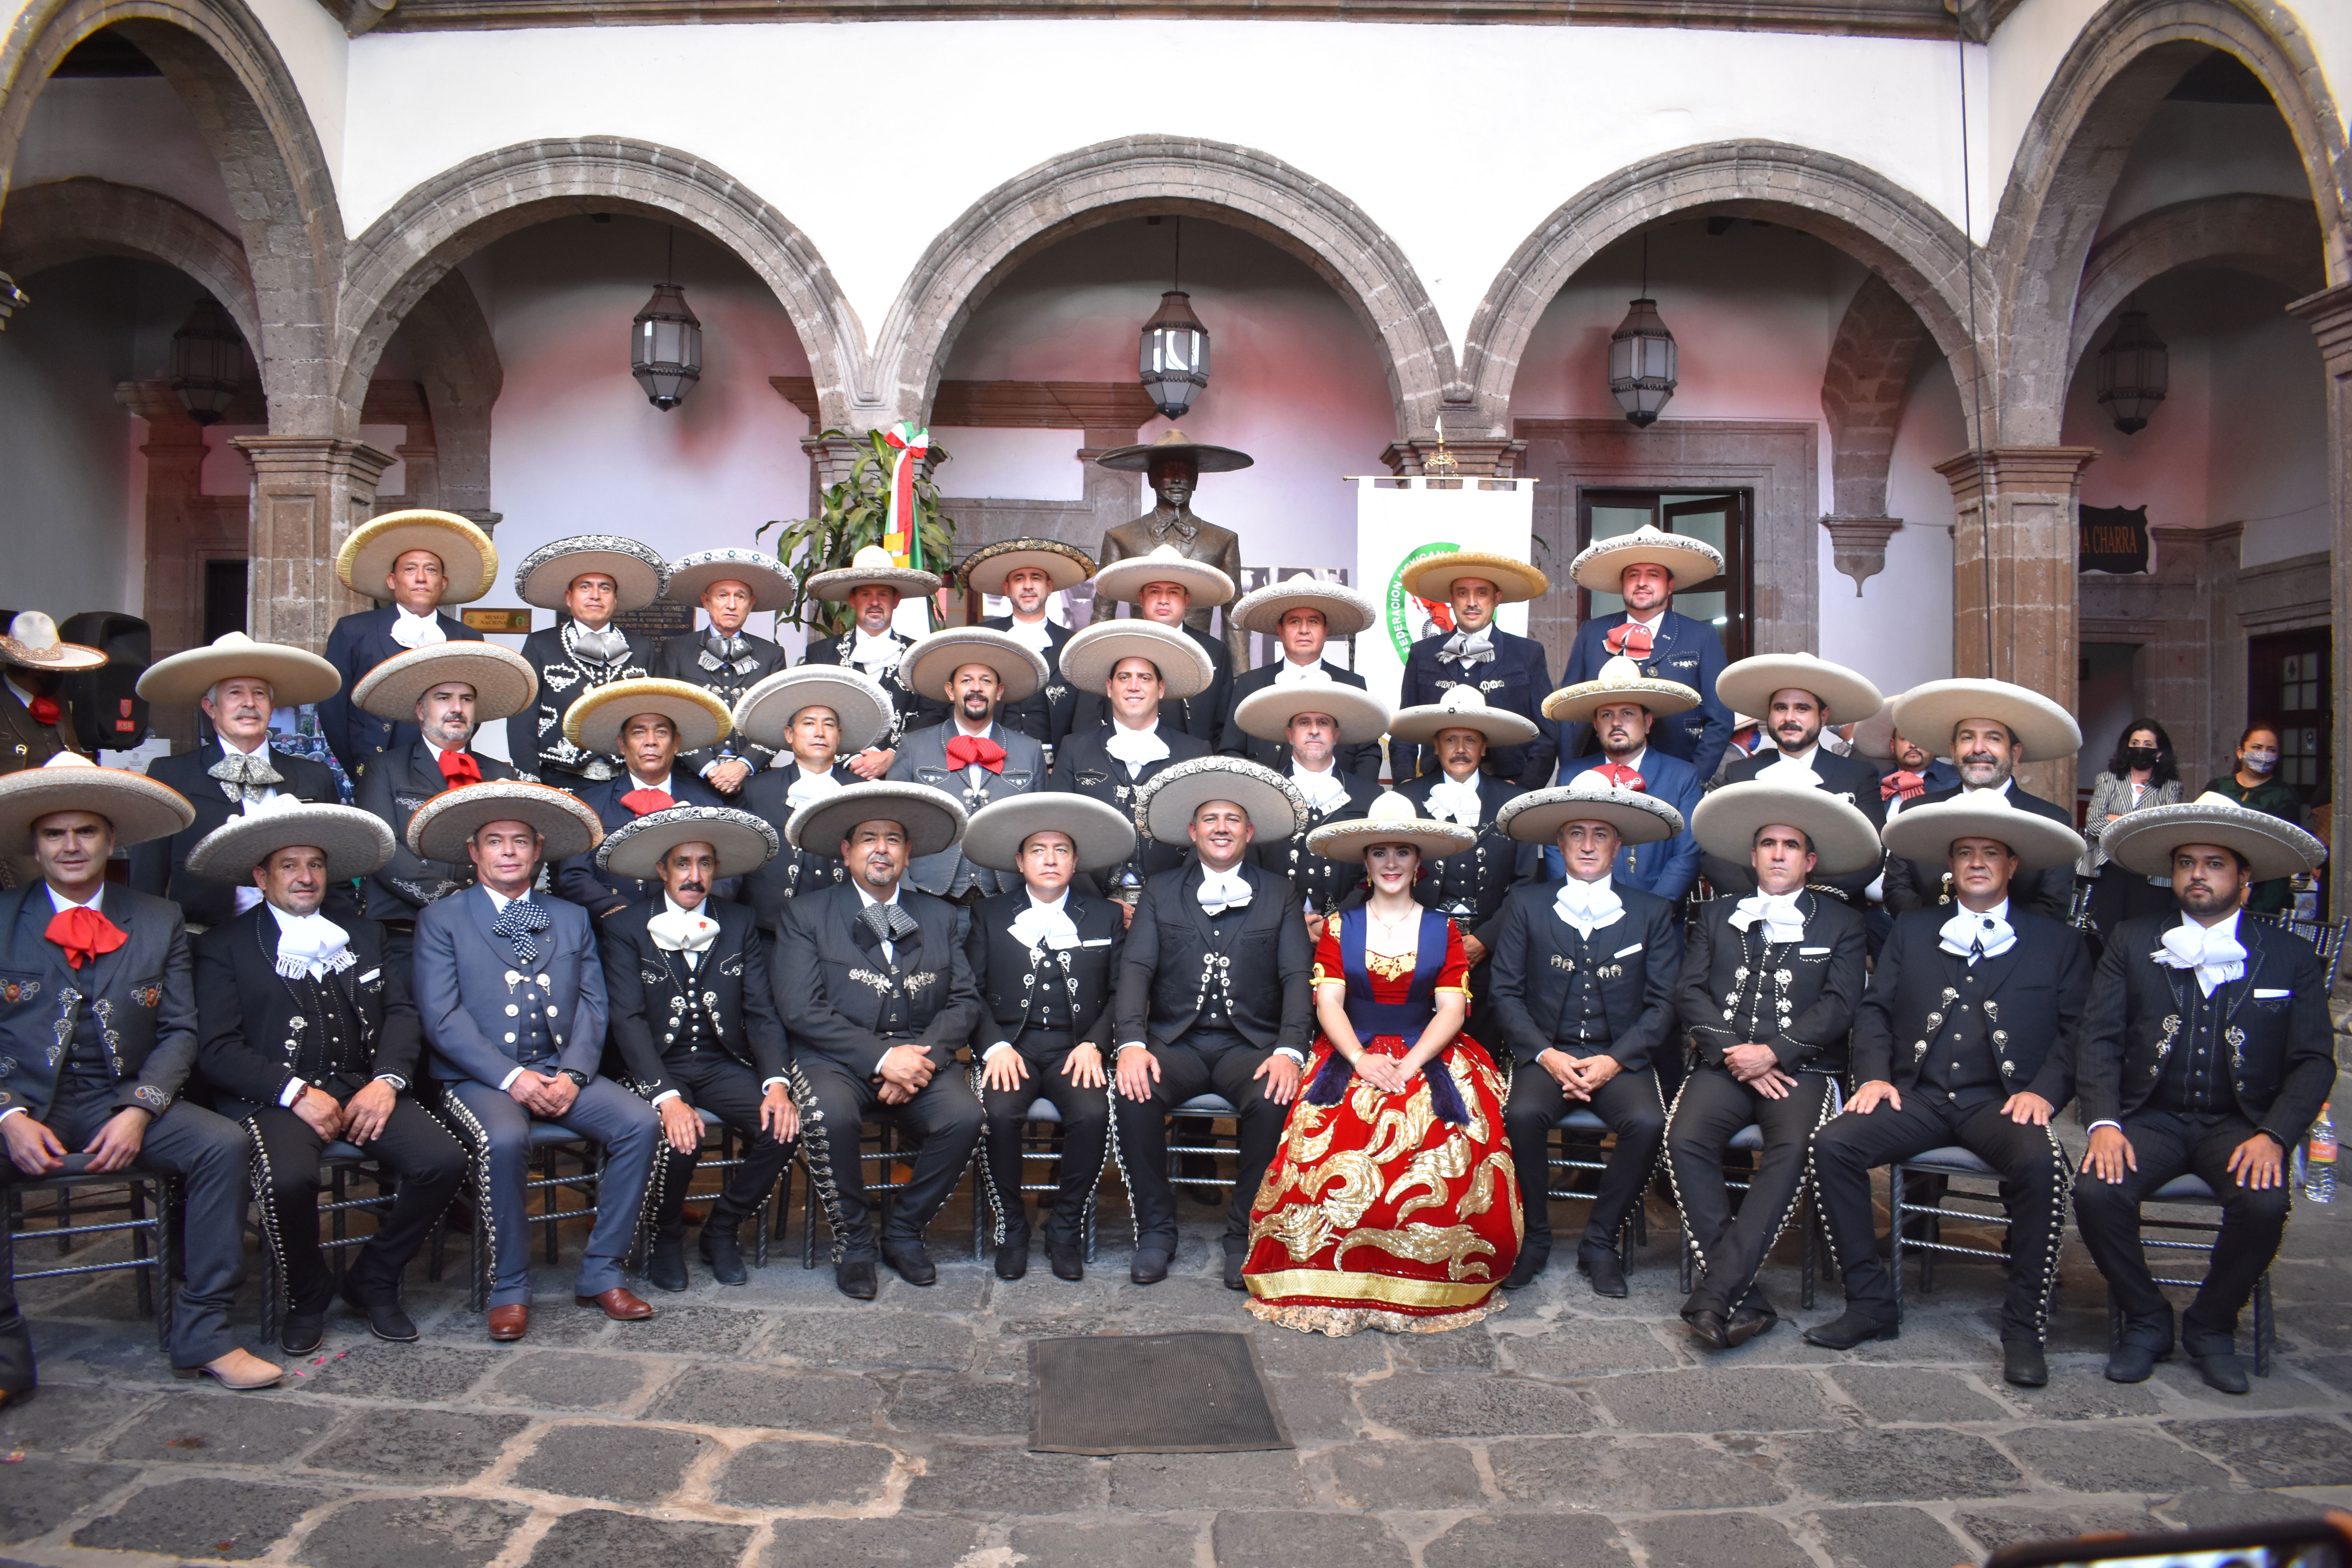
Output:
[2094, 99, 2314, 240]
[13, 77, 240, 233]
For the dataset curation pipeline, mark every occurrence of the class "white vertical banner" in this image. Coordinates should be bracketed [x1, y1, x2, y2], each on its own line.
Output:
[1351, 476, 1538, 704]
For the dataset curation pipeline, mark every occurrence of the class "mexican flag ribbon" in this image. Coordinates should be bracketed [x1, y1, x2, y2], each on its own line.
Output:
[882, 421, 930, 569]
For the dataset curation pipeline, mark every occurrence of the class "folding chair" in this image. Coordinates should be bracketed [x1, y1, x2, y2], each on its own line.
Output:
[6, 1160, 175, 1352]
[2102, 1172, 2277, 1377]
[1546, 1109, 1648, 1272]
[2247, 911, 2346, 987]
[971, 1096, 1101, 1264]
[1887, 1144, 2060, 1323]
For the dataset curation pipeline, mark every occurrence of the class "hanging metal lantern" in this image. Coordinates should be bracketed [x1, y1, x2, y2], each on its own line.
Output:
[630, 281, 702, 412]
[0, 271, 27, 331]
[2095, 308, 2168, 436]
[1608, 297, 1679, 429]
[169, 296, 244, 425]
[1139, 289, 1209, 421]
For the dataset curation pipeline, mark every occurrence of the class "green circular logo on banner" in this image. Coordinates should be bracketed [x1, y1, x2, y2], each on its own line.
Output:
[1386, 541, 1460, 662]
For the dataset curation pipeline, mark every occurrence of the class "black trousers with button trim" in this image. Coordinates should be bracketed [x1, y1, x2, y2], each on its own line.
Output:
[978, 1031, 1111, 1248]
[647, 1053, 796, 1240]
[1113, 1030, 1286, 1252]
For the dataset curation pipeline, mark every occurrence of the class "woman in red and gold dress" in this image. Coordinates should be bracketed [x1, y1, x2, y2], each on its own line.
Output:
[1241, 793, 1520, 1335]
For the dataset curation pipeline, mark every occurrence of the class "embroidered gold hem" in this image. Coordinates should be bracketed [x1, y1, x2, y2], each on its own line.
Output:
[1245, 1297, 1506, 1337]
[1243, 1265, 1500, 1311]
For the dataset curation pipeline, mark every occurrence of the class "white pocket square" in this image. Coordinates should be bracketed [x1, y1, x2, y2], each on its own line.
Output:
[1614, 943, 1644, 958]
[2253, 988, 2292, 999]
[358, 967, 381, 983]
[1799, 947, 1830, 956]
[1080, 938, 1113, 948]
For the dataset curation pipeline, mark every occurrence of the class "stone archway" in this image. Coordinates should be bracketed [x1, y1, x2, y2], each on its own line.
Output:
[2068, 192, 2325, 370]
[869, 135, 1456, 441]
[0, 175, 258, 347]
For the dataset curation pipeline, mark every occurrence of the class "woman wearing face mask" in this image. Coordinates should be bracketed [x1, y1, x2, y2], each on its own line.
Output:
[2205, 722, 2308, 915]
[2081, 718, 2184, 937]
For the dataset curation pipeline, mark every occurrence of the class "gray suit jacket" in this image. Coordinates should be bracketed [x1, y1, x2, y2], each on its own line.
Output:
[886, 721, 1046, 897]
[415, 884, 608, 1088]
[0, 882, 197, 1121]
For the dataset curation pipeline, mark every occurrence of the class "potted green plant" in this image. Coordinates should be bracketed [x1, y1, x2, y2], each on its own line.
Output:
[759, 427, 956, 639]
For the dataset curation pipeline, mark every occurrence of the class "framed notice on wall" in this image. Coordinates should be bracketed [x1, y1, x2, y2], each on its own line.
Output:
[1350, 475, 1537, 705]
[2079, 505, 2151, 574]
[461, 608, 532, 634]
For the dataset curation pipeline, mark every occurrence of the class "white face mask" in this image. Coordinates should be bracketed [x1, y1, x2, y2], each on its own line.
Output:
[2243, 749, 2280, 773]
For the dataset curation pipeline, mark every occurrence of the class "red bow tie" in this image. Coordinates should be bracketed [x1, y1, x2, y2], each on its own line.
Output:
[1882, 769, 1927, 802]
[1594, 762, 1647, 792]
[1602, 621, 1655, 660]
[437, 750, 482, 788]
[27, 695, 62, 728]
[620, 788, 674, 816]
[946, 735, 1006, 774]
[46, 905, 127, 970]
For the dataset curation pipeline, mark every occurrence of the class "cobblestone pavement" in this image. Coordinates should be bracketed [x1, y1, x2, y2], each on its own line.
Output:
[5, 1171, 2351, 1568]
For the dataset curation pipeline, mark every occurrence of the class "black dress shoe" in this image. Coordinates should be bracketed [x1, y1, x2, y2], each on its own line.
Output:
[2003, 1339, 2049, 1388]
[646, 1235, 690, 1294]
[1803, 1310, 1902, 1350]
[1223, 1249, 1247, 1291]
[1577, 1248, 1628, 1298]
[881, 1240, 936, 1287]
[1725, 1305, 1778, 1348]
[279, 1307, 326, 1357]
[2105, 1339, 2167, 1384]
[995, 1240, 1029, 1281]
[339, 1280, 418, 1343]
[1684, 1308, 1731, 1350]
[836, 1260, 878, 1300]
[2192, 1347, 2251, 1395]
[1502, 1248, 1549, 1290]
[699, 1223, 748, 1287]
[1131, 1247, 1171, 1285]
[1047, 1239, 1084, 1281]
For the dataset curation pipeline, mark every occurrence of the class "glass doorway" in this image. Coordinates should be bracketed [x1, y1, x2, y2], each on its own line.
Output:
[1575, 490, 1753, 662]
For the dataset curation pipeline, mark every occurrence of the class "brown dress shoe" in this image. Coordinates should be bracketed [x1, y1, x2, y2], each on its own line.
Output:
[175, 1348, 283, 1390]
[575, 1287, 653, 1321]
[487, 1305, 530, 1342]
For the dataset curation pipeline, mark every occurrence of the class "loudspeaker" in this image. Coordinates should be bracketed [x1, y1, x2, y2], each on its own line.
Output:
[57, 612, 151, 754]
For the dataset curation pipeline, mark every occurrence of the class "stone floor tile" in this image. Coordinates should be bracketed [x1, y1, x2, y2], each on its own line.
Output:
[877, 1267, 993, 1312]
[1355, 1372, 1595, 1437]
[100, 1389, 340, 1465]
[526, 1508, 751, 1568]
[2002, 1423, 2235, 1494]
[884, 1373, 1029, 1436]
[1387, 1325, 1498, 1372]
[1487, 1433, 1787, 1511]
[1246, 1322, 1391, 1377]
[1828, 1365, 2009, 1424]
[0, 1382, 154, 1452]
[2163, 1414, 2352, 1487]
[432, 1303, 612, 1348]
[1784, 1427, 2027, 1503]
[1109, 1447, 1314, 1509]
[296, 1495, 531, 1568]
[608, 1303, 777, 1357]
[717, 1437, 899, 1508]
[298, 1343, 501, 1402]
[1583, 1366, 1837, 1433]
[0, 1455, 136, 1544]
[1318, 1440, 1485, 1508]
[646, 1363, 884, 1431]
[1991, 1374, 2164, 1421]
[1958, 1505, 2163, 1555]
[754, 1516, 981, 1566]
[2162, 1489, 2337, 1528]
[1418, 1510, 1630, 1568]
[1807, 1505, 1977, 1568]
[2152, 1358, 2343, 1411]
[1628, 1509, 1813, 1568]
[307, 1406, 531, 1483]
[766, 1309, 978, 1373]
[1263, 1372, 1362, 1441]
[1005, 1516, 1208, 1568]
[1209, 1509, 1410, 1568]
[508, 1421, 708, 1501]
[899, 1438, 1107, 1514]
[479, 1349, 657, 1410]
[1493, 1319, 1682, 1378]
[72, 1476, 345, 1560]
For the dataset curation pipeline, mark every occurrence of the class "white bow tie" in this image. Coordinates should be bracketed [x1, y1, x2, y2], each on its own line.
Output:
[1003, 617, 1054, 653]
[271, 909, 355, 980]
[1756, 751, 1820, 787]
[1198, 868, 1252, 915]
[1007, 902, 1080, 953]
[786, 767, 844, 811]
[389, 606, 446, 650]
[2156, 920, 2247, 996]
[1938, 906, 2017, 964]
[648, 905, 721, 955]
[1426, 776, 1482, 826]
[1273, 660, 1322, 687]
[1730, 892, 1806, 944]
[1103, 724, 1169, 775]
[849, 628, 900, 671]
[1552, 877, 1624, 937]
[1292, 766, 1348, 813]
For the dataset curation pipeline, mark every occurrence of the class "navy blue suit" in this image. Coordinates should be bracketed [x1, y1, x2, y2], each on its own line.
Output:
[1544, 748, 1705, 902]
[552, 771, 730, 917]
[320, 607, 485, 778]
[1393, 626, 1556, 786]
[1555, 610, 1731, 782]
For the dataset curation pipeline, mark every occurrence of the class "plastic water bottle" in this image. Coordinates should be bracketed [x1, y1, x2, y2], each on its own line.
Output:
[2306, 1105, 2337, 1203]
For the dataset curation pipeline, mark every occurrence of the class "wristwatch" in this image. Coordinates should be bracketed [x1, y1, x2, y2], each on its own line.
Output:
[559, 1068, 590, 1089]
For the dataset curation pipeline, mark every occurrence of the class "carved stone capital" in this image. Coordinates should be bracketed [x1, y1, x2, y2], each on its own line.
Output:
[1820, 515, 1902, 597]
[1381, 437, 1526, 479]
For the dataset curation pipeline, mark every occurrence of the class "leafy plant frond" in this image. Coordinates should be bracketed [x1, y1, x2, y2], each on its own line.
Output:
[757, 428, 958, 640]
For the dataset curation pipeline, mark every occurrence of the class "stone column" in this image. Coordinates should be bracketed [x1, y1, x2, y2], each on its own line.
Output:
[1381, 435, 1526, 479]
[1935, 447, 2100, 807]
[802, 432, 866, 519]
[2288, 281, 2352, 935]
[230, 436, 395, 654]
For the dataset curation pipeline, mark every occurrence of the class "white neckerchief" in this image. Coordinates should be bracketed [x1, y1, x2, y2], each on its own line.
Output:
[855, 881, 904, 962]
[1756, 742, 1821, 787]
[390, 605, 446, 650]
[1272, 657, 1324, 687]
[1729, 889, 1806, 945]
[1007, 890, 1080, 953]
[268, 901, 355, 980]
[1103, 720, 1169, 776]
[1552, 874, 1624, 938]
[2156, 909, 2247, 996]
[849, 627, 900, 673]
[1002, 615, 1053, 654]
[1938, 898, 2016, 964]
[1292, 762, 1348, 813]
[785, 763, 844, 811]
[648, 894, 721, 958]
[1426, 772, 1483, 827]
[1197, 866, 1252, 915]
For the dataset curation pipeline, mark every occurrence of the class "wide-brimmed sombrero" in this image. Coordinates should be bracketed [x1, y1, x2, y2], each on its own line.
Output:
[1400, 551, 1548, 606]
[664, 548, 796, 611]
[731, 666, 896, 755]
[1568, 523, 1724, 593]
[1386, 682, 1541, 748]
[0, 612, 104, 674]
[786, 779, 967, 861]
[407, 779, 603, 864]
[1497, 769, 1684, 847]
[185, 798, 393, 884]
[1888, 679, 2081, 764]
[1056, 619, 1213, 700]
[596, 804, 779, 880]
[1541, 655, 1702, 724]
[1091, 544, 1236, 610]
[1231, 673, 1391, 746]
[1230, 573, 1375, 638]
[513, 535, 670, 613]
[962, 794, 1136, 873]
[899, 627, 1049, 704]
[960, 538, 1097, 597]
[1880, 795, 2086, 874]
[336, 510, 498, 604]
[1715, 652, 1884, 728]
[1134, 756, 1303, 845]
[1690, 781, 1882, 878]
[563, 677, 734, 756]
[2100, 792, 2327, 883]
[1092, 427, 1253, 474]
[0, 752, 193, 851]
[805, 543, 942, 603]
[1306, 790, 1474, 864]
[353, 642, 538, 724]
[137, 631, 340, 709]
